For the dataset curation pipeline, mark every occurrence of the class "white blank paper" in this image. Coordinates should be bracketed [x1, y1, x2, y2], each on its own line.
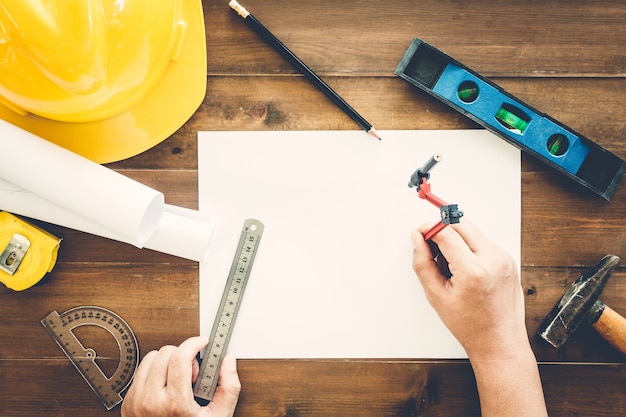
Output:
[198, 130, 520, 359]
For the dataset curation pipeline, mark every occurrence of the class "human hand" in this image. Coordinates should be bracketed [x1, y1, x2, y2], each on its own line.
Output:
[412, 220, 529, 361]
[121, 336, 241, 417]
[413, 220, 548, 416]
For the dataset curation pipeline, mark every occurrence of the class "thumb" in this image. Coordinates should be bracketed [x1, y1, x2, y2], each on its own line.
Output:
[206, 354, 241, 417]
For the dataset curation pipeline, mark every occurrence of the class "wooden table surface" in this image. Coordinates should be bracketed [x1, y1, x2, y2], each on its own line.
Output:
[1, 0, 625, 415]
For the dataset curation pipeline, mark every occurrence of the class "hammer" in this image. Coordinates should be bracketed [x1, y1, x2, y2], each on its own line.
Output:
[537, 254, 626, 355]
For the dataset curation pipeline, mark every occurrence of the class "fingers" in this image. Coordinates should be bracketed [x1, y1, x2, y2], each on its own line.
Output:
[208, 354, 241, 417]
[414, 218, 494, 286]
[145, 345, 177, 392]
[411, 229, 447, 289]
[191, 352, 201, 384]
[448, 219, 495, 256]
[415, 222, 470, 268]
[130, 349, 157, 389]
[166, 336, 209, 402]
[121, 346, 175, 416]
[122, 349, 158, 413]
[122, 337, 238, 417]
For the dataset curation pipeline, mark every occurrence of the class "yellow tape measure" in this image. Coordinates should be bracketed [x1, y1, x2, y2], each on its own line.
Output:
[41, 306, 139, 410]
[0, 211, 61, 291]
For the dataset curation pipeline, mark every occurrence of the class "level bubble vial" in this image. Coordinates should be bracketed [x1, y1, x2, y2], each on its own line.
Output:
[547, 134, 569, 156]
[495, 103, 530, 134]
[457, 81, 479, 103]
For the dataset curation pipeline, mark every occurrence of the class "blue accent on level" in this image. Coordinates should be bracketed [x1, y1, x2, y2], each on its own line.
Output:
[431, 64, 590, 175]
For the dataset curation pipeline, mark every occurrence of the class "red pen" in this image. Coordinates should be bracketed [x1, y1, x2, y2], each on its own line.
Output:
[408, 154, 463, 278]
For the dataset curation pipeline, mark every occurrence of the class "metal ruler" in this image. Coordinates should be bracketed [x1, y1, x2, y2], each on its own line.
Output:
[194, 218, 264, 401]
[41, 306, 139, 410]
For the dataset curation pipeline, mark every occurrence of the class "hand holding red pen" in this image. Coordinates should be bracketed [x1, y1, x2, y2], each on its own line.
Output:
[411, 220, 548, 417]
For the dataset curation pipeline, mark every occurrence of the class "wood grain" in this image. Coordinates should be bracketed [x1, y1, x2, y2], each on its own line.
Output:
[1, 0, 624, 415]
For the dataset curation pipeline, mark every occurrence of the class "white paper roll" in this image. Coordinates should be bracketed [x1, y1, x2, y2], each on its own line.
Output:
[144, 205, 214, 262]
[0, 120, 163, 246]
[0, 179, 214, 261]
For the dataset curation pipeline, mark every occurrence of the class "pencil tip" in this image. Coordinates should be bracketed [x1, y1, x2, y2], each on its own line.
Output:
[368, 127, 382, 141]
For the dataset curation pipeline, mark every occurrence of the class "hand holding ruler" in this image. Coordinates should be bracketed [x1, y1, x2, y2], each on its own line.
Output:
[194, 218, 264, 402]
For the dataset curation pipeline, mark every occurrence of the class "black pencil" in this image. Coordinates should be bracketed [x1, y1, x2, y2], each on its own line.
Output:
[229, 0, 381, 140]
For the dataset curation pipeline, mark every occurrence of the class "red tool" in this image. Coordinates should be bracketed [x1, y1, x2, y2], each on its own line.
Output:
[408, 154, 463, 277]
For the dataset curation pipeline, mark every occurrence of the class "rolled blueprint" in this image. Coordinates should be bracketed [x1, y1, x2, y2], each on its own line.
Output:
[146, 205, 214, 262]
[0, 120, 163, 247]
[0, 179, 213, 261]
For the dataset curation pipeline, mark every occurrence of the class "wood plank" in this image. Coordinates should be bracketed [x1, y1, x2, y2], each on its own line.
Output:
[109, 77, 626, 171]
[203, 0, 626, 77]
[521, 172, 626, 265]
[0, 263, 199, 359]
[1, 360, 624, 417]
[227, 361, 482, 417]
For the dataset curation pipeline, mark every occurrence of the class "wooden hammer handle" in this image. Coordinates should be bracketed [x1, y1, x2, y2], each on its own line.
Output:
[592, 304, 626, 355]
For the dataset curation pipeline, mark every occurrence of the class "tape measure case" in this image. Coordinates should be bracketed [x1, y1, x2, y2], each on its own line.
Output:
[0, 211, 61, 291]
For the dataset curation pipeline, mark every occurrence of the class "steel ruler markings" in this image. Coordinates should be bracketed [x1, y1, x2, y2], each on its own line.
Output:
[41, 306, 139, 410]
[194, 218, 264, 401]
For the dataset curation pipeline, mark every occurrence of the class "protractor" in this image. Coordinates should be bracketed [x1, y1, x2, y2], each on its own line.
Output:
[41, 305, 139, 410]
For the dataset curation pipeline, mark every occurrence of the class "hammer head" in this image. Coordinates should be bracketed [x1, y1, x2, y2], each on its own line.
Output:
[537, 254, 620, 348]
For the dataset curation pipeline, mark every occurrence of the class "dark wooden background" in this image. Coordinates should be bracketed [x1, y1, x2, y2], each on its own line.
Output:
[1, 0, 624, 415]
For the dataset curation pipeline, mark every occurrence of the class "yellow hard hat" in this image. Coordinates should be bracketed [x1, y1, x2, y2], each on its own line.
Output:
[0, 0, 206, 163]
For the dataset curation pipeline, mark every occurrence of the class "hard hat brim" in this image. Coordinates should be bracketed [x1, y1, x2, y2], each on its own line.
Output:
[0, 0, 206, 164]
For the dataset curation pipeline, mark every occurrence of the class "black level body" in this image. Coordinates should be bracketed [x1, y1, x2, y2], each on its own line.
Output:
[395, 38, 626, 200]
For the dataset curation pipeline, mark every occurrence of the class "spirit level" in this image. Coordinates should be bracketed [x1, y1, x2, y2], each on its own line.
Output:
[395, 38, 626, 200]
